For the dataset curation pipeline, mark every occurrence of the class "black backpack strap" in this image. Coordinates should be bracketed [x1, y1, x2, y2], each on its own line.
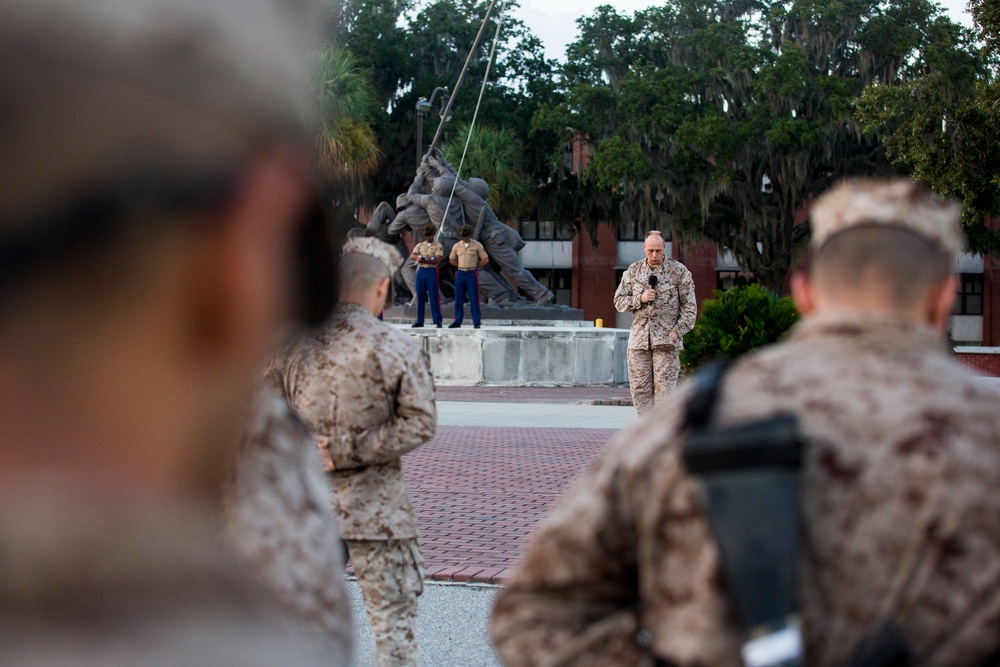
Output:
[679, 360, 912, 667]
[681, 359, 805, 666]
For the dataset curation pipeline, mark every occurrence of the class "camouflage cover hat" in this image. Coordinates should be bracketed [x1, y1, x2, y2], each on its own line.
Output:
[342, 237, 402, 276]
[810, 179, 963, 263]
[1, 0, 326, 227]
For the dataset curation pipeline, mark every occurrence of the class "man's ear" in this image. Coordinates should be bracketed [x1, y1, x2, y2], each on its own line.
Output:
[927, 274, 958, 334]
[377, 277, 392, 310]
[790, 271, 816, 316]
[187, 152, 313, 360]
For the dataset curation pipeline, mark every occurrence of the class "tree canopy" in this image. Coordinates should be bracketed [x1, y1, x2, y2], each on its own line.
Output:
[855, 0, 1000, 256]
[534, 0, 975, 292]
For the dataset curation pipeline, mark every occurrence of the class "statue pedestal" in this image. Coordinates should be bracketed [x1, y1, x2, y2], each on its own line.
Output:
[394, 322, 629, 387]
[384, 303, 585, 323]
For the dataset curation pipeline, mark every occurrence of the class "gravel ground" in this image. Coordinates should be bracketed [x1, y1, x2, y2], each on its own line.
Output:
[348, 579, 502, 667]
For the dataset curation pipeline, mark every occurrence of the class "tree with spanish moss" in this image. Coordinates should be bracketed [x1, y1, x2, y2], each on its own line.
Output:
[536, 0, 972, 293]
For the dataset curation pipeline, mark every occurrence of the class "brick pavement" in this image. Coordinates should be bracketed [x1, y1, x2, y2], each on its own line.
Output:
[401, 425, 617, 584]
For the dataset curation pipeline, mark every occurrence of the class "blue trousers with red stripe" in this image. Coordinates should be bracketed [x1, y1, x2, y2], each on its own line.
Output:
[415, 266, 442, 326]
[453, 269, 481, 325]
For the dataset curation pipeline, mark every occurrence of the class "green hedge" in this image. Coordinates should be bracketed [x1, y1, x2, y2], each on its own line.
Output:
[681, 284, 799, 374]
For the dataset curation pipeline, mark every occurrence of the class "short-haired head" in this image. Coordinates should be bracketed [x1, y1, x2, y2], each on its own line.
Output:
[339, 237, 401, 305]
[457, 224, 473, 240]
[803, 179, 960, 318]
[643, 230, 666, 267]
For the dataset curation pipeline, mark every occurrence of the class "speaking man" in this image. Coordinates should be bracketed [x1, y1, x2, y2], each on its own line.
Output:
[614, 230, 697, 413]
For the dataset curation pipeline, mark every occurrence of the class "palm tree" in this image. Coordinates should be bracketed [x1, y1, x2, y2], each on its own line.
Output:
[440, 123, 533, 221]
[314, 46, 381, 206]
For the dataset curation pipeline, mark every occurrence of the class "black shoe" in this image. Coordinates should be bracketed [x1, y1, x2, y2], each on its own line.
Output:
[411, 323, 424, 328]
[435, 323, 442, 328]
[474, 323, 481, 329]
[448, 322, 461, 329]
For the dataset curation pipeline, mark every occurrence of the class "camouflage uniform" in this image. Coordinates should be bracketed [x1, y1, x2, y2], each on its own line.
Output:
[613, 258, 697, 414]
[492, 311, 1000, 667]
[0, 486, 332, 666]
[224, 385, 353, 665]
[275, 302, 437, 667]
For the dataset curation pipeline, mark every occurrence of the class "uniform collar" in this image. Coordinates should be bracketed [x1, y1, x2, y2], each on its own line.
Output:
[789, 310, 949, 354]
[335, 302, 373, 318]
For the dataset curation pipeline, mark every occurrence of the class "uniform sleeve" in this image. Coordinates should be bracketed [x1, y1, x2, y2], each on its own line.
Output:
[327, 350, 437, 470]
[613, 267, 642, 313]
[477, 242, 489, 262]
[674, 267, 697, 335]
[490, 438, 657, 667]
[449, 244, 459, 262]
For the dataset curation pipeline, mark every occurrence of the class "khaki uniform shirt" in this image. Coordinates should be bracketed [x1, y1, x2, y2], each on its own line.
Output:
[413, 241, 444, 267]
[224, 385, 353, 664]
[491, 312, 1000, 667]
[449, 239, 488, 270]
[0, 485, 332, 666]
[614, 258, 697, 350]
[275, 303, 436, 540]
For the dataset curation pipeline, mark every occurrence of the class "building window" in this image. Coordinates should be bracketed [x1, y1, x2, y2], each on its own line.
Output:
[617, 220, 671, 242]
[527, 269, 572, 306]
[953, 273, 984, 315]
[716, 271, 757, 291]
[520, 217, 574, 241]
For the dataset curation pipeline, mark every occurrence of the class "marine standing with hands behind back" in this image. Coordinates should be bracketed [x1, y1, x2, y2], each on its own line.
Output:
[614, 230, 697, 414]
[273, 237, 437, 667]
[449, 223, 489, 329]
[410, 224, 444, 328]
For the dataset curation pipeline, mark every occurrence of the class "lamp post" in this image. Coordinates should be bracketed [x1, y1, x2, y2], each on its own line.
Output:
[415, 86, 450, 169]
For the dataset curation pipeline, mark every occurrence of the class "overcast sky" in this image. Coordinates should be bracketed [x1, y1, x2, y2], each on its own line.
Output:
[512, 0, 975, 62]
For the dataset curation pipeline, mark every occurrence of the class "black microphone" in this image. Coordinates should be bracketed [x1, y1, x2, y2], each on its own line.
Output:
[648, 275, 658, 288]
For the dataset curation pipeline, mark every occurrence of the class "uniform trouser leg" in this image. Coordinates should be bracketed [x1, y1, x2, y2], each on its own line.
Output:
[427, 269, 442, 324]
[346, 538, 424, 667]
[453, 271, 468, 324]
[415, 267, 441, 325]
[652, 345, 681, 398]
[627, 348, 654, 415]
[468, 270, 481, 325]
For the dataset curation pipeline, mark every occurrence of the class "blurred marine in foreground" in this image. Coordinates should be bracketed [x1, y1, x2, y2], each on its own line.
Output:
[0, 0, 342, 663]
[491, 179, 1000, 666]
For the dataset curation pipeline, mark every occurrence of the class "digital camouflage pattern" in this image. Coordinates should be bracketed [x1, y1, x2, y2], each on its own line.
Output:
[347, 538, 424, 667]
[224, 385, 353, 665]
[614, 257, 697, 412]
[0, 485, 331, 666]
[273, 302, 436, 540]
[491, 311, 1000, 667]
[810, 180, 963, 262]
[626, 347, 682, 415]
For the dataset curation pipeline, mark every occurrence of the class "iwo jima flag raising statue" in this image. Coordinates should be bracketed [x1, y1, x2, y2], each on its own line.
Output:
[353, 0, 561, 312]
[366, 150, 555, 308]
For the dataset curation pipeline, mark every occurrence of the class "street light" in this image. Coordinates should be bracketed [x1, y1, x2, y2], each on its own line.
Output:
[415, 86, 450, 169]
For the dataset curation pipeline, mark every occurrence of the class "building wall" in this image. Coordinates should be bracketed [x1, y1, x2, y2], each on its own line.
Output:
[673, 238, 721, 307]
[571, 224, 618, 326]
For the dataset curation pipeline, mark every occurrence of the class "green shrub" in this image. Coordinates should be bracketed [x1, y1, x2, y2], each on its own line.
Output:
[681, 284, 799, 374]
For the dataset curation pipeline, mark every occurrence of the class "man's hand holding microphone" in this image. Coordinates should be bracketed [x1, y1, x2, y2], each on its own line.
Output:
[641, 275, 658, 303]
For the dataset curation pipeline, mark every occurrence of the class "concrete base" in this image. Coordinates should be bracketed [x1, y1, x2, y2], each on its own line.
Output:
[385, 303, 585, 323]
[397, 324, 629, 387]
